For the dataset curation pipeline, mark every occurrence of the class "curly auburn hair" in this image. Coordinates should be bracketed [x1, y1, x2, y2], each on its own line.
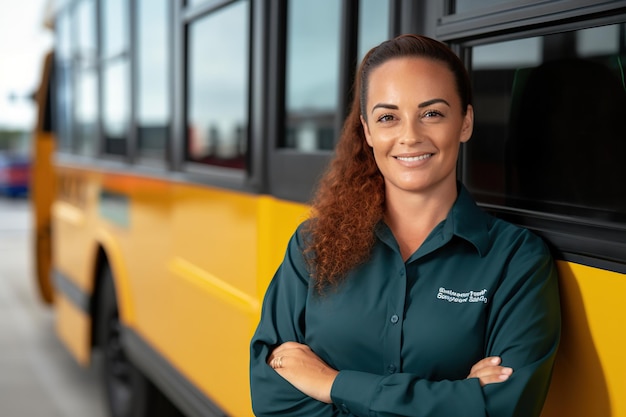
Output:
[303, 34, 473, 291]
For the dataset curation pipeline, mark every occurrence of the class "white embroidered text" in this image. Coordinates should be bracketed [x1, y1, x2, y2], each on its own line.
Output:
[436, 287, 488, 304]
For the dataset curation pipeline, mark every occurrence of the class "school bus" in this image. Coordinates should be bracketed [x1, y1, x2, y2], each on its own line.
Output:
[32, 1, 626, 416]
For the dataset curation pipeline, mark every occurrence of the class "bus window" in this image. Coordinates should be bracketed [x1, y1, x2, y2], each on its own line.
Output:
[466, 23, 626, 224]
[74, 0, 98, 156]
[55, 9, 73, 152]
[136, 0, 170, 161]
[358, 0, 391, 63]
[186, 0, 249, 169]
[283, 0, 341, 151]
[101, 0, 130, 156]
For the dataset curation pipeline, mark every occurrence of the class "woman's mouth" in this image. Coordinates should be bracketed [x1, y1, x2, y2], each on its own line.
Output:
[395, 153, 433, 162]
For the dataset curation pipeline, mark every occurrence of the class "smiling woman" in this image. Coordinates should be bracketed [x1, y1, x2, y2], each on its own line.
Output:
[361, 58, 473, 219]
[250, 34, 561, 417]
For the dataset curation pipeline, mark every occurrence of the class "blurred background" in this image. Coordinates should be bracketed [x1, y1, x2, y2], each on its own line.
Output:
[0, 2, 107, 416]
[0, 0, 52, 198]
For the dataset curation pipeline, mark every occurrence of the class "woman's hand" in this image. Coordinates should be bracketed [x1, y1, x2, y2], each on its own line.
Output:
[267, 342, 339, 403]
[467, 356, 513, 386]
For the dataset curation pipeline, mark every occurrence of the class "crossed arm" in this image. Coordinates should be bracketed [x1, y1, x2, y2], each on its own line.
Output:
[267, 342, 513, 404]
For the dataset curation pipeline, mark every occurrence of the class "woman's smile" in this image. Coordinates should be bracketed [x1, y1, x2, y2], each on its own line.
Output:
[394, 153, 434, 162]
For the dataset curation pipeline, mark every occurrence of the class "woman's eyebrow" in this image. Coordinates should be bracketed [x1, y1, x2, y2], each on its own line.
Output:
[371, 103, 398, 114]
[419, 98, 450, 108]
[371, 98, 450, 114]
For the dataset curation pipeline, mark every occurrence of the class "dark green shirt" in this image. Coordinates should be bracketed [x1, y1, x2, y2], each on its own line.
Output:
[250, 185, 560, 417]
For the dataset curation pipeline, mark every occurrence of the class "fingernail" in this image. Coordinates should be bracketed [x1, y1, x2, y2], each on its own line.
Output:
[491, 357, 500, 364]
[499, 373, 510, 380]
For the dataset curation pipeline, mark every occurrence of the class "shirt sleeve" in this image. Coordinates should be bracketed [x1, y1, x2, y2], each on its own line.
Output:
[250, 225, 344, 416]
[330, 231, 561, 417]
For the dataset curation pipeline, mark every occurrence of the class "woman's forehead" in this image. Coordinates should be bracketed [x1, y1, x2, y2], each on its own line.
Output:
[366, 58, 457, 100]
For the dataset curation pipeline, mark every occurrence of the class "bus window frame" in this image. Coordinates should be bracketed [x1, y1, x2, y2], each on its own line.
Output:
[265, 0, 397, 204]
[172, 0, 259, 193]
[445, 6, 626, 270]
[436, 0, 625, 40]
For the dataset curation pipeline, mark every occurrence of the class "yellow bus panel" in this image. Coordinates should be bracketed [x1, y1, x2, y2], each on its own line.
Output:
[543, 261, 626, 417]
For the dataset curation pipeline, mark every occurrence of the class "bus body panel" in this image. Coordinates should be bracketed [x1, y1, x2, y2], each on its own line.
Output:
[543, 261, 626, 417]
[51, 164, 309, 416]
[54, 292, 92, 366]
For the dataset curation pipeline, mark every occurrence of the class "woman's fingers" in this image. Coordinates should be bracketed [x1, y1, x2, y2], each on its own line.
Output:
[467, 356, 514, 387]
[267, 341, 309, 368]
[266, 342, 338, 403]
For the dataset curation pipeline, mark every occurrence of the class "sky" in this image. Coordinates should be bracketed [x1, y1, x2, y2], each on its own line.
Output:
[0, 0, 54, 130]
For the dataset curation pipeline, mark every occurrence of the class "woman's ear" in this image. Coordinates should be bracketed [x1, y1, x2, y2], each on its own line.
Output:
[460, 105, 474, 143]
[360, 115, 374, 147]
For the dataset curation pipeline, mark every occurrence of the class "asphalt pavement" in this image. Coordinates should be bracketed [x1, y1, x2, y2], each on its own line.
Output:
[0, 196, 108, 417]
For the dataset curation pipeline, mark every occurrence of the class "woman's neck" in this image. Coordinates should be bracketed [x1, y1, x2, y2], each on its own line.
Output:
[384, 183, 458, 261]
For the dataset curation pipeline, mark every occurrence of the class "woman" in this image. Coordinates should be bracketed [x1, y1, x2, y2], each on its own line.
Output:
[250, 34, 560, 417]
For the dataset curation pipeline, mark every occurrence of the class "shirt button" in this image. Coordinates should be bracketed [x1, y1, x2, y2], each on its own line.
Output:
[390, 314, 399, 324]
[400, 269, 405, 276]
[387, 364, 397, 373]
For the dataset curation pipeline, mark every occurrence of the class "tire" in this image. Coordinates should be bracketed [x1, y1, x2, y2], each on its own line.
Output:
[97, 264, 184, 417]
[98, 265, 153, 417]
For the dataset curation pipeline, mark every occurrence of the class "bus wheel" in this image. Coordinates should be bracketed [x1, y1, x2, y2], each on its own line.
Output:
[98, 265, 153, 417]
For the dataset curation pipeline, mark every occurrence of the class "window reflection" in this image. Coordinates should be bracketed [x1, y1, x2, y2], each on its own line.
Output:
[103, 61, 129, 154]
[137, 0, 170, 159]
[358, 0, 390, 62]
[74, 0, 98, 156]
[101, 0, 129, 156]
[187, 0, 249, 169]
[55, 9, 73, 152]
[102, 0, 126, 56]
[75, 71, 98, 156]
[283, 0, 341, 151]
[467, 24, 626, 223]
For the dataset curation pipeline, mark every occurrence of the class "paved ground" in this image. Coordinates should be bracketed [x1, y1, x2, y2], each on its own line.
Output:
[0, 196, 107, 417]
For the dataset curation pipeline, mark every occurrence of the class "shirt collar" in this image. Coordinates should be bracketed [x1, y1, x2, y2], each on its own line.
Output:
[375, 183, 491, 258]
[444, 182, 491, 257]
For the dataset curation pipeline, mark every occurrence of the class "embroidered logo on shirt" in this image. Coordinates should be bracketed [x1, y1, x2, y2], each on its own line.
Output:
[436, 287, 488, 304]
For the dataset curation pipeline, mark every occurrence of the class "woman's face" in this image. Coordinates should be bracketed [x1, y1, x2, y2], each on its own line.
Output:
[361, 57, 473, 197]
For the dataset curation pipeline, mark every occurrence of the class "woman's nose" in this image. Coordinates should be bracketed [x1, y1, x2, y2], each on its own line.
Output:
[399, 121, 422, 145]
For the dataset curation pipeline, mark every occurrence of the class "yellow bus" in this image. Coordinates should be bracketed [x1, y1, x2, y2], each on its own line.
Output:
[32, 1, 626, 416]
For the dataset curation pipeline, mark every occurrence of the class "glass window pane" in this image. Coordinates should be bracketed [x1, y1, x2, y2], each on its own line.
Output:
[75, 70, 98, 156]
[102, 0, 128, 58]
[467, 23, 626, 224]
[137, 0, 170, 159]
[101, 0, 129, 156]
[73, 0, 98, 156]
[103, 61, 129, 155]
[187, 0, 249, 169]
[283, 0, 341, 151]
[75, 0, 97, 68]
[358, 0, 390, 62]
[186, 0, 222, 9]
[55, 9, 73, 151]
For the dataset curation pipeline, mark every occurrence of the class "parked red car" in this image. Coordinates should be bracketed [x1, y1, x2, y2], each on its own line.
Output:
[0, 152, 30, 197]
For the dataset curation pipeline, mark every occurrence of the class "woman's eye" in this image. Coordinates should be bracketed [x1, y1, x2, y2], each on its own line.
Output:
[377, 114, 394, 123]
[423, 110, 443, 118]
